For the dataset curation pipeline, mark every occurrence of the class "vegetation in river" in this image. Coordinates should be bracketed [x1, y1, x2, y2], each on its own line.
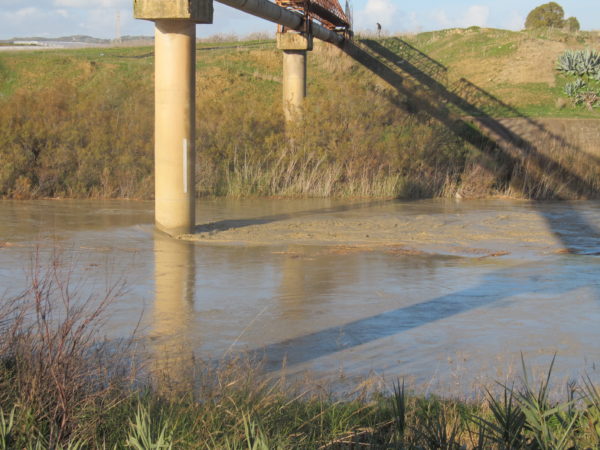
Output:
[2, 255, 600, 449]
[0, 28, 598, 200]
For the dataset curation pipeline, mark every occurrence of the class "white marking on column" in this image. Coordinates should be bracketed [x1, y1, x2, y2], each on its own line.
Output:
[183, 138, 188, 194]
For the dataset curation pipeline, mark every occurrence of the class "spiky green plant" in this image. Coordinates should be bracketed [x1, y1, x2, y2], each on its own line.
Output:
[472, 384, 526, 449]
[557, 48, 600, 109]
[580, 375, 600, 444]
[391, 378, 407, 441]
[413, 398, 463, 449]
[564, 78, 586, 97]
[576, 49, 600, 76]
[557, 49, 581, 76]
[125, 403, 173, 450]
[557, 49, 600, 77]
[517, 355, 579, 450]
[0, 407, 15, 450]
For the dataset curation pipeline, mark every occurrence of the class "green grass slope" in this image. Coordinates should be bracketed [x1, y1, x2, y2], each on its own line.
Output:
[400, 27, 600, 117]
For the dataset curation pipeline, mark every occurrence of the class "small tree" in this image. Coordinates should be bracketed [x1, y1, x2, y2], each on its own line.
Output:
[564, 16, 580, 32]
[525, 2, 565, 29]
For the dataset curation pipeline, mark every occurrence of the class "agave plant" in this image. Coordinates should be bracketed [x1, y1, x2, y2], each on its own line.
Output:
[577, 49, 600, 76]
[557, 49, 581, 76]
[557, 49, 600, 76]
[564, 78, 586, 97]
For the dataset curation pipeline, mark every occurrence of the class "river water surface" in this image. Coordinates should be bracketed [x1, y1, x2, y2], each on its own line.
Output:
[1, 198, 599, 394]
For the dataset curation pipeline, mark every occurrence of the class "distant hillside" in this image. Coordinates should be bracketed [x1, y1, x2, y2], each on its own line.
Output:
[6, 35, 153, 44]
[10, 35, 109, 44]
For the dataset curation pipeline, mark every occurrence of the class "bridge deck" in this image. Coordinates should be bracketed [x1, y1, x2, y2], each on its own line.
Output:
[277, 0, 350, 31]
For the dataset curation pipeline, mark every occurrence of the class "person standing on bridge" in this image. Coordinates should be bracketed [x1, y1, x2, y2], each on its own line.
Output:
[376, 22, 382, 37]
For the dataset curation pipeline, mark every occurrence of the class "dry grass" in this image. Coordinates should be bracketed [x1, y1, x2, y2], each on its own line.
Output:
[0, 250, 135, 447]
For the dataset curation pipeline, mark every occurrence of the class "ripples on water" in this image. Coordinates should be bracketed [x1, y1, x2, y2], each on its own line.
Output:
[0, 198, 599, 394]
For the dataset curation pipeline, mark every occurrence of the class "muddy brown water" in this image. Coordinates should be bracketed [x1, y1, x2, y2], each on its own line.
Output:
[1, 198, 599, 394]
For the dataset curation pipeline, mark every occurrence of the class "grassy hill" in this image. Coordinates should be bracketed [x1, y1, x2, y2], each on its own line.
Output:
[400, 27, 600, 117]
[0, 28, 598, 200]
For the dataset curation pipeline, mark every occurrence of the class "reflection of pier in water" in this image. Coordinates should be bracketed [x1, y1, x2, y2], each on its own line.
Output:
[152, 233, 196, 388]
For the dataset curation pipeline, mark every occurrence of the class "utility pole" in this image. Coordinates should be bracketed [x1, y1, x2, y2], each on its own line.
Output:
[115, 11, 122, 43]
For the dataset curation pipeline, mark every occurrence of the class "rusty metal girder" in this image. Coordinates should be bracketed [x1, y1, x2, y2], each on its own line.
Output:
[277, 0, 350, 31]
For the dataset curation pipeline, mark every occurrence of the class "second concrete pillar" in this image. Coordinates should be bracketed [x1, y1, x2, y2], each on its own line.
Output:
[277, 32, 313, 121]
[282, 50, 307, 121]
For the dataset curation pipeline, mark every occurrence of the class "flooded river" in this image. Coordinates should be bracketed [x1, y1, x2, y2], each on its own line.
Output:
[1, 198, 599, 394]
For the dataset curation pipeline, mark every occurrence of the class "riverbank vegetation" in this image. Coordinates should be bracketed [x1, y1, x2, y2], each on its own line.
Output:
[557, 48, 600, 108]
[3, 257, 600, 448]
[0, 27, 598, 200]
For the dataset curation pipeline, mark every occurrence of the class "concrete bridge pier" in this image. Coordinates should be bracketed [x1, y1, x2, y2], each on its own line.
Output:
[134, 0, 213, 235]
[154, 20, 196, 235]
[277, 32, 313, 121]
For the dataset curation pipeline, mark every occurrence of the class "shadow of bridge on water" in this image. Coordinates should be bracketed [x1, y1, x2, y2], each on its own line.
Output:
[165, 37, 599, 376]
[242, 38, 600, 372]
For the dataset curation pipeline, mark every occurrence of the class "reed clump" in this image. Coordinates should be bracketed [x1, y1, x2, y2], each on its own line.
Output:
[0, 251, 135, 447]
[3, 255, 600, 448]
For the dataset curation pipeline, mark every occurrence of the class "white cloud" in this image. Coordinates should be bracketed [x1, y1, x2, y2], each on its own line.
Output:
[461, 5, 489, 27]
[0, 6, 43, 23]
[73, 7, 131, 37]
[53, 0, 128, 8]
[14, 7, 40, 18]
[504, 11, 525, 30]
[431, 5, 489, 28]
[405, 11, 421, 33]
[431, 9, 451, 28]
[360, 0, 398, 29]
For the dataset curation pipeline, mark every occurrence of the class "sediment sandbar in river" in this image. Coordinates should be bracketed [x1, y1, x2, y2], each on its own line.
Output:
[178, 199, 597, 258]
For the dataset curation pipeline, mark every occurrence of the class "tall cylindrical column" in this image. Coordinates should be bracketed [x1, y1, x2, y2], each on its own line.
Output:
[282, 50, 307, 121]
[154, 20, 196, 235]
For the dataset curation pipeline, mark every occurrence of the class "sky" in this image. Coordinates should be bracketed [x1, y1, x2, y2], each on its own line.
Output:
[0, 0, 598, 40]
